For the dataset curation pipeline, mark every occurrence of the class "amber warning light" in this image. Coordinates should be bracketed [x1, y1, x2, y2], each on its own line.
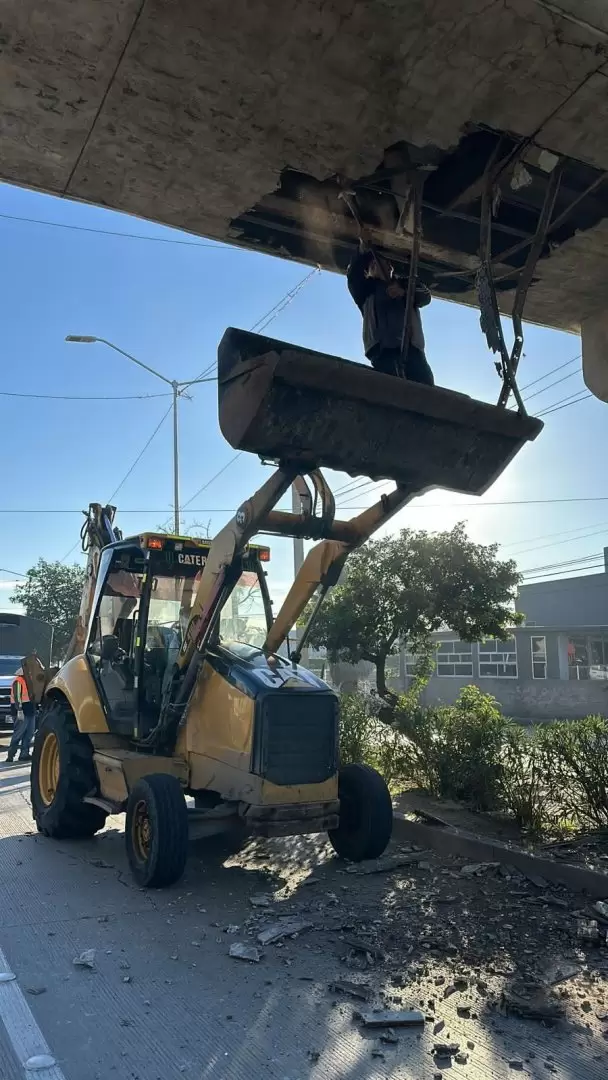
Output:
[258, 548, 270, 562]
[147, 537, 164, 550]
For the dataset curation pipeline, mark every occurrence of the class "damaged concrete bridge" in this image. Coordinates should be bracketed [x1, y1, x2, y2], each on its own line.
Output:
[2, 0, 608, 399]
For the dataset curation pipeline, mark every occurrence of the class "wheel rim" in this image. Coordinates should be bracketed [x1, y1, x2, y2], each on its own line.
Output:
[39, 732, 60, 807]
[131, 800, 151, 862]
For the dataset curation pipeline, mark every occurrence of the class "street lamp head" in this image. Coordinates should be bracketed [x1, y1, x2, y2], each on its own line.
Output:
[65, 335, 97, 343]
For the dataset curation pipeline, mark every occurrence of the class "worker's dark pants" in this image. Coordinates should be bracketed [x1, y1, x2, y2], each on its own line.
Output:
[369, 344, 434, 386]
[8, 702, 36, 760]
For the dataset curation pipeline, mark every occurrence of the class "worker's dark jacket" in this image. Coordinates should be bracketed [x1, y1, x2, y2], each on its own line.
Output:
[347, 250, 431, 357]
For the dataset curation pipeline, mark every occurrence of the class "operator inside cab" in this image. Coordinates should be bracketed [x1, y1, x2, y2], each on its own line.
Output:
[347, 227, 433, 385]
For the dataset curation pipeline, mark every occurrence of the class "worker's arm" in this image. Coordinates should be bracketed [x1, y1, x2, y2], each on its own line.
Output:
[347, 250, 374, 310]
[13, 679, 22, 706]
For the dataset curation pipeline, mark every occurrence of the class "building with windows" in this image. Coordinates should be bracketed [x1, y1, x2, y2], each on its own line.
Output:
[328, 549, 608, 722]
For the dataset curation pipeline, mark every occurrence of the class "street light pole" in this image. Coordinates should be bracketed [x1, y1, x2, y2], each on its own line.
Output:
[65, 335, 214, 533]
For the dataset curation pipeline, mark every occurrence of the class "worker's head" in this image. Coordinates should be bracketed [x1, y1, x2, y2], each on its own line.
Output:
[15, 668, 23, 676]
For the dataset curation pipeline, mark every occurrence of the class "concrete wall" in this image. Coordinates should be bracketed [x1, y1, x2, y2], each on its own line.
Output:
[417, 674, 608, 722]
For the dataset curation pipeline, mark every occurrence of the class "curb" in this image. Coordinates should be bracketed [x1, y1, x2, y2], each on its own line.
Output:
[393, 812, 608, 900]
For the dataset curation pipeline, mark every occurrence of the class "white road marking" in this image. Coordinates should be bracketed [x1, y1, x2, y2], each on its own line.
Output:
[0, 946, 65, 1078]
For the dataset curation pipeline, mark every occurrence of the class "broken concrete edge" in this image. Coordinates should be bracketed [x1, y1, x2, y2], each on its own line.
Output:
[392, 813, 608, 900]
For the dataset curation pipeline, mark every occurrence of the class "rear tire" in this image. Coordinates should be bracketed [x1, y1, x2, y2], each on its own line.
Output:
[126, 774, 188, 887]
[31, 700, 107, 839]
[328, 763, 393, 862]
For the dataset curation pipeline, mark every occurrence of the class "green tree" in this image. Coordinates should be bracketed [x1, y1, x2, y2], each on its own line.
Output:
[12, 559, 86, 660]
[307, 524, 521, 700]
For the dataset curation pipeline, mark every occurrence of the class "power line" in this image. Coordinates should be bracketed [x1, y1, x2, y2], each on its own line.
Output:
[181, 453, 242, 511]
[519, 354, 580, 394]
[0, 567, 26, 578]
[7, 494, 608, 515]
[58, 407, 173, 562]
[523, 368, 580, 403]
[504, 524, 608, 557]
[521, 562, 605, 581]
[520, 552, 603, 576]
[107, 404, 173, 504]
[502, 520, 608, 550]
[0, 209, 229, 250]
[536, 390, 593, 417]
[183, 266, 321, 390]
[0, 390, 172, 401]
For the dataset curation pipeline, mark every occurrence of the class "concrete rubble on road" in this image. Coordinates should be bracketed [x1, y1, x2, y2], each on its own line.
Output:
[257, 917, 313, 945]
[358, 1008, 425, 1028]
[72, 948, 96, 969]
[228, 942, 261, 963]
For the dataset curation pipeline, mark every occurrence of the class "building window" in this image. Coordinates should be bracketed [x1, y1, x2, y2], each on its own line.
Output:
[404, 650, 420, 677]
[568, 635, 608, 680]
[436, 640, 473, 677]
[478, 638, 518, 678]
[531, 635, 547, 679]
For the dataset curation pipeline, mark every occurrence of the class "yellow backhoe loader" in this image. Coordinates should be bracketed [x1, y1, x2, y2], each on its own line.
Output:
[26, 330, 542, 887]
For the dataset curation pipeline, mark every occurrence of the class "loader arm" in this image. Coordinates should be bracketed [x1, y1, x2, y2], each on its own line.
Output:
[264, 483, 417, 656]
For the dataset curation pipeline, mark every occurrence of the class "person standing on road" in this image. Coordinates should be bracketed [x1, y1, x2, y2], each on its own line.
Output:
[7, 668, 35, 763]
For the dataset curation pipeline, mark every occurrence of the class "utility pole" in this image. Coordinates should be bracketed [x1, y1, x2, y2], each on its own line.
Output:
[171, 380, 180, 534]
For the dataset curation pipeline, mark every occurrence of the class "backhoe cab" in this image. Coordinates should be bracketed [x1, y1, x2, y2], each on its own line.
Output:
[30, 330, 542, 888]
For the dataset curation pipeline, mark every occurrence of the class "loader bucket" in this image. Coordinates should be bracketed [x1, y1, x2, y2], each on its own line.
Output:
[218, 329, 543, 494]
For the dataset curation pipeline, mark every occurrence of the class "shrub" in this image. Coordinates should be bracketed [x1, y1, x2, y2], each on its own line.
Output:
[539, 716, 608, 829]
[500, 724, 553, 834]
[339, 691, 409, 791]
[393, 685, 512, 810]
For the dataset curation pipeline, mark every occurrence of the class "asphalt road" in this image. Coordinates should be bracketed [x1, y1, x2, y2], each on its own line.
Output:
[0, 729, 605, 1080]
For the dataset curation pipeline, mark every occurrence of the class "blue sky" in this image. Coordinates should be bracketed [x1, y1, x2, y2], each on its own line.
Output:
[0, 179, 606, 612]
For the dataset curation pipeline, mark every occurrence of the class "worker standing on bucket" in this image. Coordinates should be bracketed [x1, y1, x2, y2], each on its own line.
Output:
[347, 229, 434, 385]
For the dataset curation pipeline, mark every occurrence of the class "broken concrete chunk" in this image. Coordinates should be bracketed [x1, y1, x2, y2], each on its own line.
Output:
[229, 942, 261, 963]
[459, 862, 499, 877]
[433, 1042, 460, 1056]
[346, 854, 421, 875]
[594, 900, 608, 919]
[330, 979, 371, 1001]
[257, 917, 312, 945]
[455, 1052, 469, 1065]
[577, 918, 600, 944]
[342, 935, 386, 960]
[501, 988, 562, 1021]
[25, 1055, 57, 1071]
[73, 949, 96, 969]
[525, 872, 550, 889]
[249, 894, 272, 908]
[542, 961, 581, 987]
[359, 1009, 425, 1028]
[380, 1028, 399, 1044]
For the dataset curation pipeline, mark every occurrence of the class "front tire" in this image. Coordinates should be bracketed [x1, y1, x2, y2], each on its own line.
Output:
[126, 774, 188, 887]
[31, 700, 107, 839]
[328, 763, 393, 862]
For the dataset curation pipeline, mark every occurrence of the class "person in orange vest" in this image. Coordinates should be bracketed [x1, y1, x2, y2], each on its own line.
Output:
[7, 668, 35, 763]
